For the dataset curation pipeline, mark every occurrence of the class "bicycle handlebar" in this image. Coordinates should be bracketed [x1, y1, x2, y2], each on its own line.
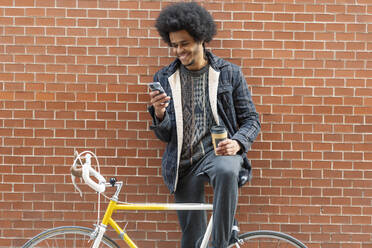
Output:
[71, 151, 106, 195]
[82, 154, 106, 193]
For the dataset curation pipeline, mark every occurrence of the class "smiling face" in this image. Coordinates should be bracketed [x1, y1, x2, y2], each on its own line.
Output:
[169, 30, 207, 71]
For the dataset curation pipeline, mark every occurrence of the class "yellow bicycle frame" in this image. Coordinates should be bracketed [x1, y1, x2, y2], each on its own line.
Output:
[100, 199, 213, 248]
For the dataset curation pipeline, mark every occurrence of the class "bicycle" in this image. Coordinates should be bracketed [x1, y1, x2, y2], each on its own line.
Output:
[22, 151, 308, 248]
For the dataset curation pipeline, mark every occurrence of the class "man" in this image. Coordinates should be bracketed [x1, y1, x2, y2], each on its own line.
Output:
[148, 2, 260, 247]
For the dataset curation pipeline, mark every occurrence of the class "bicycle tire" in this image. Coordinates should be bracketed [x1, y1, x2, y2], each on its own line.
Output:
[228, 230, 307, 248]
[22, 226, 120, 248]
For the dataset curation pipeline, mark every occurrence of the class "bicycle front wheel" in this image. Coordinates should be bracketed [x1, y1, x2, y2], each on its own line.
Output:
[22, 226, 120, 248]
[228, 230, 307, 248]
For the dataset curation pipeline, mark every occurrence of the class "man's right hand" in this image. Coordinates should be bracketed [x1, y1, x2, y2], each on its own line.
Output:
[149, 91, 171, 121]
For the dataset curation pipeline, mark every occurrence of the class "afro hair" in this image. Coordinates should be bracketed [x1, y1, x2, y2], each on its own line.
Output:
[155, 2, 217, 46]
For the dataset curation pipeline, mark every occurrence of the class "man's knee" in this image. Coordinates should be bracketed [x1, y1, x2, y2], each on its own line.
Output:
[213, 156, 241, 180]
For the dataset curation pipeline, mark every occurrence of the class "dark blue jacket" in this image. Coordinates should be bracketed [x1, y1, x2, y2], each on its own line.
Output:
[148, 51, 261, 193]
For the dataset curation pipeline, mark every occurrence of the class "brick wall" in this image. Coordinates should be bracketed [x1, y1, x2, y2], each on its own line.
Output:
[1, 0, 371, 247]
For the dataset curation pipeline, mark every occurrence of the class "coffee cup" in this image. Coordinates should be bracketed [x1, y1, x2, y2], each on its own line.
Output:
[211, 125, 227, 155]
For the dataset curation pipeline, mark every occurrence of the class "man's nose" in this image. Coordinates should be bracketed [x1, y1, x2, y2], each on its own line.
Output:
[176, 45, 183, 54]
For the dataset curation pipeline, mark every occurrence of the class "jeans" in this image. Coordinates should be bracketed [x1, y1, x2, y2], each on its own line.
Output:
[175, 151, 243, 248]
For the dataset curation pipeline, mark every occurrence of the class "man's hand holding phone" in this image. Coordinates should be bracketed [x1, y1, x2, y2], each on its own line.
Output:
[149, 82, 171, 121]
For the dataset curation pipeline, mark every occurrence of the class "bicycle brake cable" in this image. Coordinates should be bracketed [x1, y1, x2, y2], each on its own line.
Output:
[89, 151, 102, 227]
[72, 151, 103, 227]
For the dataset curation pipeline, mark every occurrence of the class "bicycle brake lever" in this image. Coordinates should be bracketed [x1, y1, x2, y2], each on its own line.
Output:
[71, 174, 83, 197]
[71, 151, 83, 197]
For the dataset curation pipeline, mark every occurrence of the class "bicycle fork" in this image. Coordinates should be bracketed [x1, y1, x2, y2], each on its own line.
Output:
[91, 224, 107, 248]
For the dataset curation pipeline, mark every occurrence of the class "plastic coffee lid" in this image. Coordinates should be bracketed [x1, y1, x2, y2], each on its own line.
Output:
[211, 125, 226, 134]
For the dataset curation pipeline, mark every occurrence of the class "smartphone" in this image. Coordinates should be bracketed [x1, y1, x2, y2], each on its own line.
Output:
[148, 82, 169, 103]
[148, 82, 165, 94]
